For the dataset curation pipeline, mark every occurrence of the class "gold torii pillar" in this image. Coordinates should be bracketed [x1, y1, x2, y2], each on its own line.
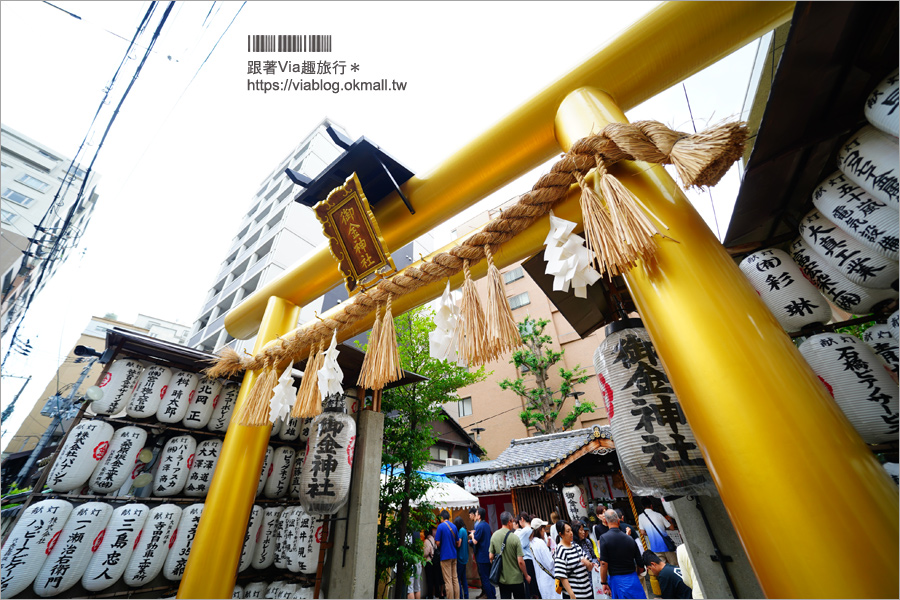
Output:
[554, 87, 898, 598]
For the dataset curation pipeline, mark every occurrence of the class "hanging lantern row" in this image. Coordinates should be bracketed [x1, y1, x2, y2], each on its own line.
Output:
[462, 466, 545, 494]
[239, 503, 323, 576]
[861, 323, 899, 376]
[593, 320, 716, 497]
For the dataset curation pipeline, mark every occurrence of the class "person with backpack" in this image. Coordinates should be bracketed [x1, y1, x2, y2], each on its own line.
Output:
[436, 510, 461, 599]
[470, 507, 496, 599]
[489, 511, 532, 598]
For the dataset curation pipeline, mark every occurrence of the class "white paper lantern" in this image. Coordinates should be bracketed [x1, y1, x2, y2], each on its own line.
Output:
[157, 370, 200, 423]
[123, 504, 182, 586]
[1, 499, 73, 597]
[208, 381, 240, 432]
[890, 309, 900, 339]
[182, 377, 222, 430]
[271, 417, 283, 436]
[295, 506, 323, 575]
[244, 581, 268, 598]
[594, 320, 716, 496]
[82, 503, 150, 592]
[279, 583, 299, 598]
[163, 503, 204, 581]
[290, 451, 304, 499]
[799, 209, 898, 290]
[239, 505, 263, 572]
[33, 502, 113, 596]
[267, 581, 287, 599]
[739, 248, 832, 331]
[46, 420, 115, 492]
[252, 506, 285, 569]
[153, 435, 197, 497]
[837, 125, 899, 209]
[789, 238, 896, 314]
[865, 70, 899, 138]
[279, 416, 302, 441]
[88, 426, 147, 494]
[184, 438, 222, 497]
[561, 485, 588, 521]
[233, 585, 244, 598]
[298, 418, 313, 443]
[93, 359, 143, 415]
[257, 445, 274, 497]
[264, 446, 296, 499]
[300, 393, 356, 515]
[861, 324, 899, 375]
[812, 171, 899, 261]
[126, 364, 173, 418]
[273, 506, 296, 570]
[799, 333, 899, 444]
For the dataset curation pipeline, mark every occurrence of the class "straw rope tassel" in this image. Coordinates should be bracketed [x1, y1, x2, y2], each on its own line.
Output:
[595, 160, 661, 267]
[459, 259, 491, 366]
[236, 358, 277, 426]
[357, 304, 382, 389]
[306, 341, 325, 417]
[204, 347, 245, 379]
[483, 244, 522, 358]
[573, 171, 621, 276]
[292, 342, 320, 418]
[667, 121, 748, 190]
[372, 294, 403, 390]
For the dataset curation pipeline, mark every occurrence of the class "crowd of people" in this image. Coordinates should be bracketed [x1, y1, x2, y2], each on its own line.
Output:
[405, 499, 696, 600]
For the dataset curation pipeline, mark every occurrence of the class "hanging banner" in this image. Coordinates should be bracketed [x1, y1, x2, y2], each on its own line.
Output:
[314, 172, 396, 295]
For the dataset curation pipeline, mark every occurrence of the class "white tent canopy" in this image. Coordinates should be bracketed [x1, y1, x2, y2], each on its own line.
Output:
[381, 471, 480, 510]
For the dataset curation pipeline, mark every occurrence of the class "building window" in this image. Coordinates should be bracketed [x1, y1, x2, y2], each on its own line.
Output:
[1, 162, 12, 179]
[458, 396, 472, 418]
[503, 267, 524, 284]
[38, 150, 58, 161]
[15, 174, 51, 192]
[1, 208, 16, 224]
[508, 291, 530, 310]
[429, 447, 449, 461]
[2, 188, 35, 207]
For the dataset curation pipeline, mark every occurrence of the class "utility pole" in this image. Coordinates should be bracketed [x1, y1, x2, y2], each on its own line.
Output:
[1, 375, 31, 423]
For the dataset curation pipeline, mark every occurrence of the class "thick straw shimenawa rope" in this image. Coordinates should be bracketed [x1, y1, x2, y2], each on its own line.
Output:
[205, 120, 748, 377]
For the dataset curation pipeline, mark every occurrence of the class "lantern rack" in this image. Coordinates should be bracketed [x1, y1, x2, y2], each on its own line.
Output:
[788, 308, 898, 340]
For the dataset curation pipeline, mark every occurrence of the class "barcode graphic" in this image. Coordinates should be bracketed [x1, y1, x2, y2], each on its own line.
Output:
[248, 35, 332, 53]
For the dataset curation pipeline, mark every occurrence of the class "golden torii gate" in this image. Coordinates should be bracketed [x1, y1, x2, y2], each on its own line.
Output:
[179, 3, 898, 598]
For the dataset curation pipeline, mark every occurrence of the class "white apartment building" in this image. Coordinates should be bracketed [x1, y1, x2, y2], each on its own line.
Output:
[133, 313, 191, 345]
[189, 118, 433, 354]
[0, 124, 100, 335]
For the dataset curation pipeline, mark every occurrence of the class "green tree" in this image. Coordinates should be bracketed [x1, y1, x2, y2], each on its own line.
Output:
[499, 315, 594, 434]
[366, 306, 486, 598]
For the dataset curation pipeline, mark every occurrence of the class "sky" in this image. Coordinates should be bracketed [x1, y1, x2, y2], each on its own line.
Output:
[0, 1, 768, 447]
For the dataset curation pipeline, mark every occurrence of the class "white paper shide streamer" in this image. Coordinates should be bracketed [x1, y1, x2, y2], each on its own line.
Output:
[89, 426, 147, 494]
[209, 381, 240, 432]
[429, 281, 462, 362]
[185, 438, 222, 497]
[157, 370, 200, 423]
[264, 446, 296, 499]
[33, 502, 113, 597]
[153, 435, 197, 497]
[126, 364, 173, 418]
[46, 420, 115, 492]
[318, 330, 343, 400]
[163, 503, 204, 581]
[252, 506, 285, 569]
[1, 500, 73, 597]
[270, 362, 298, 424]
[183, 377, 222, 429]
[543, 211, 601, 298]
[82, 503, 150, 592]
[124, 504, 182, 586]
[92, 359, 143, 415]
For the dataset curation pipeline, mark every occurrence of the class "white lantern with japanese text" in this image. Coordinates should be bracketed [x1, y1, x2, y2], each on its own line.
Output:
[279, 416, 302, 441]
[89, 426, 147, 494]
[799, 333, 899, 444]
[1, 499, 73, 598]
[153, 435, 197, 497]
[862, 324, 899, 375]
[266, 582, 287, 599]
[798, 209, 898, 290]
[593, 320, 716, 496]
[290, 452, 304, 499]
[265, 446, 296, 499]
[812, 171, 899, 261]
[891, 309, 900, 338]
[33, 502, 113, 597]
[257, 445, 274, 497]
[865, 70, 899, 138]
[156, 370, 200, 423]
[561, 485, 588, 520]
[182, 376, 222, 430]
[243, 581, 268, 598]
[82, 503, 150, 592]
[295, 506, 323, 575]
[184, 438, 221, 497]
[92, 359, 143, 415]
[837, 125, 899, 209]
[163, 503, 204, 580]
[279, 583, 298, 598]
[272, 417, 283, 436]
[208, 381, 239, 432]
[252, 506, 284, 569]
[300, 393, 356, 515]
[46, 420, 115, 492]
[739, 248, 831, 331]
[233, 585, 243, 598]
[789, 238, 896, 314]
[298, 418, 313, 443]
[274, 506, 297, 570]
[126, 364, 173, 419]
[239, 505, 262, 572]
[123, 503, 182, 586]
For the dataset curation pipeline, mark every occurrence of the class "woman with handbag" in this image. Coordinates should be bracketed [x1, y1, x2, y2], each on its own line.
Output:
[637, 499, 678, 567]
[552, 521, 594, 599]
[530, 519, 560, 599]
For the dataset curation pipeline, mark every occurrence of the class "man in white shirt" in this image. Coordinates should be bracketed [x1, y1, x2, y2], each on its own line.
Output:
[637, 498, 678, 566]
[515, 513, 536, 598]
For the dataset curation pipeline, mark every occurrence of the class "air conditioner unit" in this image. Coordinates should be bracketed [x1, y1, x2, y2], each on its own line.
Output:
[445, 458, 463, 467]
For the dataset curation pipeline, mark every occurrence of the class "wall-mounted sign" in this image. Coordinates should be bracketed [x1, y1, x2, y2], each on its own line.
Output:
[314, 172, 395, 295]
